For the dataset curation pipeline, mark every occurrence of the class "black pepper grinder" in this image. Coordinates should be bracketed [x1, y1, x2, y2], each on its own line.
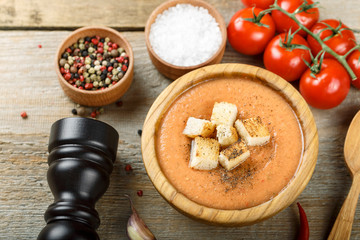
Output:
[38, 117, 119, 240]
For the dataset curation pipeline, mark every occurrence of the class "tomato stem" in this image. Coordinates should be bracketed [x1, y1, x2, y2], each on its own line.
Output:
[272, 1, 357, 80]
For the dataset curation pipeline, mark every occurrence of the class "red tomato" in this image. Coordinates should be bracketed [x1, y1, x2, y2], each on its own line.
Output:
[347, 50, 360, 89]
[263, 33, 311, 82]
[227, 7, 275, 55]
[299, 59, 350, 109]
[272, 0, 319, 37]
[241, 0, 274, 9]
[307, 19, 356, 59]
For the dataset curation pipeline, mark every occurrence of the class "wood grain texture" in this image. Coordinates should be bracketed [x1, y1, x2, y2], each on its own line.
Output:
[328, 111, 360, 239]
[144, 0, 227, 80]
[141, 63, 318, 226]
[0, 0, 359, 238]
[1, 30, 360, 239]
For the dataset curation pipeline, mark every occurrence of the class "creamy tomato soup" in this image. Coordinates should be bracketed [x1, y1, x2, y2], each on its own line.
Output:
[156, 78, 303, 210]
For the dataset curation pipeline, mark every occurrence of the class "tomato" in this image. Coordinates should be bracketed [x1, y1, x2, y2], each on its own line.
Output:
[227, 7, 275, 55]
[299, 59, 350, 109]
[263, 33, 311, 82]
[347, 50, 360, 89]
[272, 0, 319, 37]
[241, 0, 274, 9]
[307, 19, 356, 59]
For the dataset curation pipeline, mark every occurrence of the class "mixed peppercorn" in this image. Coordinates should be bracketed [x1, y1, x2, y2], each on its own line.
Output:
[59, 36, 129, 90]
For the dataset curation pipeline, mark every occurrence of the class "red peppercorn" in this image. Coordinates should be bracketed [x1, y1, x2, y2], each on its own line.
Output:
[90, 111, 97, 118]
[98, 42, 104, 48]
[125, 164, 132, 172]
[116, 56, 124, 63]
[108, 66, 113, 72]
[112, 81, 117, 85]
[116, 100, 123, 107]
[121, 65, 128, 72]
[20, 111, 28, 119]
[137, 190, 143, 197]
[38, 44, 42, 48]
[97, 47, 104, 54]
[64, 69, 70, 74]
[111, 43, 118, 49]
[66, 48, 72, 53]
[80, 75, 84, 82]
[85, 83, 93, 90]
[124, 59, 129, 64]
[96, 35, 100, 40]
[91, 38, 99, 45]
[107, 42, 112, 46]
[60, 67, 65, 74]
[64, 73, 71, 81]
[108, 47, 113, 52]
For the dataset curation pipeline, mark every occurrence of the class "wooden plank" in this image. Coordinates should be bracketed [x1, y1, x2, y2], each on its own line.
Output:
[1, 30, 360, 239]
[0, 0, 359, 30]
[0, 0, 239, 29]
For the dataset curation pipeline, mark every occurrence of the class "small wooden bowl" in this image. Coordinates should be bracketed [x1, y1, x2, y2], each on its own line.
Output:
[141, 64, 318, 226]
[144, 0, 227, 80]
[55, 26, 134, 107]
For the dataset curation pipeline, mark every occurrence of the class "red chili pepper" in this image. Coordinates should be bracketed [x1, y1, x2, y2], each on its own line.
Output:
[297, 202, 309, 240]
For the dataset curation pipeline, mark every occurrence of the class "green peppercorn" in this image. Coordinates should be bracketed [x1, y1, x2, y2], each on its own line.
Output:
[83, 72, 89, 78]
[79, 38, 85, 44]
[75, 80, 81, 86]
[118, 47, 124, 53]
[112, 68, 119, 75]
[96, 70, 101, 76]
[79, 43, 85, 50]
[88, 68, 95, 74]
[85, 78, 91, 83]
[105, 37, 110, 42]
[99, 81, 104, 87]
[90, 74, 97, 81]
[113, 62, 118, 68]
[105, 78, 111, 85]
[85, 64, 91, 69]
[93, 81, 99, 87]
[64, 63, 70, 70]
[94, 60, 100, 66]
[102, 60, 108, 66]
[88, 47, 94, 53]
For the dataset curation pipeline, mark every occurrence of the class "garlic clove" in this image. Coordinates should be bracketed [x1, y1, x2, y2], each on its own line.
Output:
[125, 194, 156, 240]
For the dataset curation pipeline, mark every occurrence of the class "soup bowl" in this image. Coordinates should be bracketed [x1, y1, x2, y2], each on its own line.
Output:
[141, 63, 318, 226]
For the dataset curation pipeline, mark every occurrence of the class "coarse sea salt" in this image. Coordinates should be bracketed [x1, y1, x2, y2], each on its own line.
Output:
[149, 4, 222, 67]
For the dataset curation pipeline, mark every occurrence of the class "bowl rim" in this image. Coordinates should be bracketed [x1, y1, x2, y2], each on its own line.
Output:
[54, 25, 134, 96]
[141, 63, 319, 226]
[144, 0, 227, 70]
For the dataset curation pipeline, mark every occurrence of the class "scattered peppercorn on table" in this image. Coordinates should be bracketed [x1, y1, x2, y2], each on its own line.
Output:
[1, 0, 360, 239]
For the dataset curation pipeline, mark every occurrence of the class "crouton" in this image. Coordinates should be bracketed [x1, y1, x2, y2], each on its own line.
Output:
[210, 102, 238, 126]
[218, 140, 250, 171]
[183, 117, 216, 138]
[235, 117, 270, 146]
[216, 125, 238, 147]
[189, 137, 220, 170]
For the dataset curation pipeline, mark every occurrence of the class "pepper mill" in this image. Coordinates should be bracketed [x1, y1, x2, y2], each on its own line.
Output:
[38, 117, 119, 240]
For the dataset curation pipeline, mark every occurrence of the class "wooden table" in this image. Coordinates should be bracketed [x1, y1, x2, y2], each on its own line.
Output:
[1, 0, 360, 239]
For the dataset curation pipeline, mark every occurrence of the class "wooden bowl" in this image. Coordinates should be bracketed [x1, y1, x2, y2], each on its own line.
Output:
[55, 26, 134, 107]
[144, 0, 227, 80]
[141, 64, 318, 226]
